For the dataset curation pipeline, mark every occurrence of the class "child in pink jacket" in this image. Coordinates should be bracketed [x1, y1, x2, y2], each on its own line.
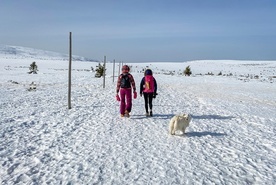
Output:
[116, 65, 137, 117]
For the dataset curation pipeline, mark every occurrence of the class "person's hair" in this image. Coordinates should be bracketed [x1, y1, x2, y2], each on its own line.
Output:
[144, 69, 153, 76]
[122, 65, 130, 72]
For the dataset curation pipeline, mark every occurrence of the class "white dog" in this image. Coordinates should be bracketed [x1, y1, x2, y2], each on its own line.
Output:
[169, 114, 191, 135]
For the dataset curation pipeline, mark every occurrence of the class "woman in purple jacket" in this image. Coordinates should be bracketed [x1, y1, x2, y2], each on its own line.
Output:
[140, 69, 157, 116]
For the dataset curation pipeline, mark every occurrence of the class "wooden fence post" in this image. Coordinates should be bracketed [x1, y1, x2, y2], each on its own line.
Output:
[103, 56, 106, 88]
[68, 32, 72, 109]
[118, 62, 121, 76]
[113, 59, 115, 82]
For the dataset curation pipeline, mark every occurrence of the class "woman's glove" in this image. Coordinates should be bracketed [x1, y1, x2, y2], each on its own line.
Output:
[133, 92, 137, 99]
[116, 94, 120, 101]
[153, 92, 157, 98]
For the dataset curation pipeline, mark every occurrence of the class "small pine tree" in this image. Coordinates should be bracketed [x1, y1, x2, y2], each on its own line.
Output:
[28, 62, 38, 74]
[95, 63, 105, 77]
[184, 66, 192, 76]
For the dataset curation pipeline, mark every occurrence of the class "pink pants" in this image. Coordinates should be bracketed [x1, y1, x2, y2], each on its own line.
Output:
[120, 88, 132, 114]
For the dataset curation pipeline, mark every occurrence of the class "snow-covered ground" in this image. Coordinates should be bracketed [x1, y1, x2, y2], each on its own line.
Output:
[0, 48, 276, 184]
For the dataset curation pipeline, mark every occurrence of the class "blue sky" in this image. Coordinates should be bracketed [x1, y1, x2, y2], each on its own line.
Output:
[1, 0, 275, 62]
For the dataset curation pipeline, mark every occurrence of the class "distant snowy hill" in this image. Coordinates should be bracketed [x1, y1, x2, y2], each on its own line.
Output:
[0, 44, 98, 62]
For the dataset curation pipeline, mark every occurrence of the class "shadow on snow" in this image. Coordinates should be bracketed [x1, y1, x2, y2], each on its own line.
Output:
[131, 114, 175, 120]
[186, 131, 227, 137]
[192, 114, 235, 120]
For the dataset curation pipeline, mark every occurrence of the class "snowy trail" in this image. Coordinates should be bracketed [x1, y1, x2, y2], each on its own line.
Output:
[1, 60, 275, 184]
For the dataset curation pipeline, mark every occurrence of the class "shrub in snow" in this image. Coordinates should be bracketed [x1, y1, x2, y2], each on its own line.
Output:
[28, 82, 37, 91]
[206, 72, 214, 76]
[9, 80, 19, 84]
[28, 62, 38, 74]
[184, 66, 192, 76]
[95, 63, 105, 78]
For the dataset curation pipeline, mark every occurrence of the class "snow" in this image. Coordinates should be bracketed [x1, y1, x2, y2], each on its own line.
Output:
[0, 47, 276, 184]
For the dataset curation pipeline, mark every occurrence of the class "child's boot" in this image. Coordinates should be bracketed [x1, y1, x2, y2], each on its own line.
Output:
[125, 110, 130, 118]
